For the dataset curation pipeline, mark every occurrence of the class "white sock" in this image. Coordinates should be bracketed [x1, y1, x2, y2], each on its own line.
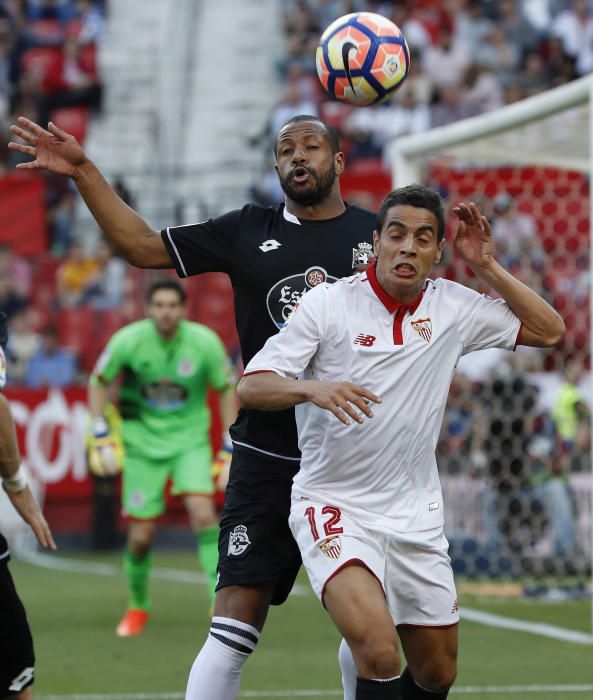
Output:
[338, 638, 357, 700]
[185, 616, 260, 700]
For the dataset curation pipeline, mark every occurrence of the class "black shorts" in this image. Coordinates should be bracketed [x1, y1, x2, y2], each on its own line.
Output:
[0, 556, 35, 696]
[216, 447, 301, 605]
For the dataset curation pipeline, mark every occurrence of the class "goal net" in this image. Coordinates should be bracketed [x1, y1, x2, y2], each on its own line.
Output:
[391, 76, 592, 602]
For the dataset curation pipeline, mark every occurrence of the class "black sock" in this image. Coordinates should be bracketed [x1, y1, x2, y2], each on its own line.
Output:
[400, 668, 449, 699]
[356, 676, 401, 699]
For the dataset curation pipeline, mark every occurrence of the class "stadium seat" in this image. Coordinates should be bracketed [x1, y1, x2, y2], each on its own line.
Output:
[49, 106, 89, 144]
[57, 307, 95, 356]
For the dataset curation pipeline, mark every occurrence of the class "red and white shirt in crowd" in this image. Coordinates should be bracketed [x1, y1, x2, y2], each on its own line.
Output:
[244, 263, 521, 535]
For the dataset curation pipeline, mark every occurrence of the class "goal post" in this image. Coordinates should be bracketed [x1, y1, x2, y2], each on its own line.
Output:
[390, 75, 593, 629]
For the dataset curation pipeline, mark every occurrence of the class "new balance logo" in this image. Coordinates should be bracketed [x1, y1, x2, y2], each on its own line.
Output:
[259, 239, 281, 252]
[451, 599, 459, 614]
[353, 333, 376, 347]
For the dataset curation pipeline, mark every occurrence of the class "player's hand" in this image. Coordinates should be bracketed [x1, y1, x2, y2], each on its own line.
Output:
[88, 433, 123, 477]
[304, 380, 381, 425]
[4, 485, 56, 550]
[8, 117, 89, 178]
[452, 201, 495, 272]
[212, 435, 233, 492]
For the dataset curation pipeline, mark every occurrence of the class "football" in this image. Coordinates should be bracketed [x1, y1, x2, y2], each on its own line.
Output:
[316, 12, 410, 106]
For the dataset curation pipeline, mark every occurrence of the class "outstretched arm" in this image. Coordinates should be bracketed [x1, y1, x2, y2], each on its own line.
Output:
[238, 371, 381, 426]
[9, 118, 171, 269]
[452, 202, 565, 348]
[0, 394, 56, 549]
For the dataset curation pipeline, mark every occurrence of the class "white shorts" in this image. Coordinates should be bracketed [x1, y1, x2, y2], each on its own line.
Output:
[289, 496, 460, 627]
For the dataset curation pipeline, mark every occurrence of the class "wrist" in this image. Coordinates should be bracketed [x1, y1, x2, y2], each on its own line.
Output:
[92, 416, 109, 437]
[73, 158, 98, 186]
[221, 431, 233, 452]
[2, 464, 28, 493]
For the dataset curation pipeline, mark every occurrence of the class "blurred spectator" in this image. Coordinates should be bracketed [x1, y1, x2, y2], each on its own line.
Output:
[82, 239, 127, 309]
[55, 239, 98, 306]
[267, 81, 318, 142]
[343, 84, 430, 164]
[551, 358, 590, 460]
[25, 323, 76, 388]
[552, 0, 593, 75]
[45, 171, 76, 253]
[0, 244, 32, 297]
[422, 28, 470, 89]
[498, 0, 541, 54]
[430, 84, 477, 128]
[491, 192, 544, 271]
[74, 0, 105, 46]
[453, 0, 494, 61]
[5, 306, 40, 383]
[462, 65, 504, 113]
[475, 25, 521, 85]
[517, 50, 549, 96]
[0, 274, 27, 319]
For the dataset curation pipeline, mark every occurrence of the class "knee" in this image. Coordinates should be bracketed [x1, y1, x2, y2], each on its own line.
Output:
[415, 657, 457, 692]
[128, 529, 154, 556]
[351, 636, 400, 680]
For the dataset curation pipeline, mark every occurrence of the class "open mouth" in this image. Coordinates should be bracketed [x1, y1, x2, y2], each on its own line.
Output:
[394, 262, 416, 277]
[291, 166, 311, 183]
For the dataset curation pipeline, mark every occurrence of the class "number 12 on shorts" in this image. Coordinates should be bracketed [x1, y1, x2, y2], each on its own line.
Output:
[304, 505, 343, 541]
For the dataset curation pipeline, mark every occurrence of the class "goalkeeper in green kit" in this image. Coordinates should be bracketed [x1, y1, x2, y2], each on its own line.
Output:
[88, 279, 237, 637]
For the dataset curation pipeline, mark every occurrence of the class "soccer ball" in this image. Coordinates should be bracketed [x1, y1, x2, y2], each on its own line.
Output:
[316, 12, 410, 107]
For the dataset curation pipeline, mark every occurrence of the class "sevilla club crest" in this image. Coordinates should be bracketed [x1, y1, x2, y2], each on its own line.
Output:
[411, 318, 432, 343]
[319, 536, 342, 560]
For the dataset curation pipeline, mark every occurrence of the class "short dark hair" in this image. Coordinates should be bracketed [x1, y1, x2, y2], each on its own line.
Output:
[274, 115, 341, 156]
[376, 184, 446, 242]
[146, 278, 187, 304]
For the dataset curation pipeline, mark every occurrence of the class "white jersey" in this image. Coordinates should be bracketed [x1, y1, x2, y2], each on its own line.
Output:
[244, 264, 521, 534]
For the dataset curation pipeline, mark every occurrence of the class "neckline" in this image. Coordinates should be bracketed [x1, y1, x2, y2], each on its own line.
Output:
[366, 260, 424, 315]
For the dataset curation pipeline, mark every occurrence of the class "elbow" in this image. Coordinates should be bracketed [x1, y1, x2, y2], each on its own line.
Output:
[237, 376, 258, 409]
[542, 315, 567, 348]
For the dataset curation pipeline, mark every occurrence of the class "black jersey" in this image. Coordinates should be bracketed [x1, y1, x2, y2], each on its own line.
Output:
[0, 533, 8, 560]
[162, 202, 376, 460]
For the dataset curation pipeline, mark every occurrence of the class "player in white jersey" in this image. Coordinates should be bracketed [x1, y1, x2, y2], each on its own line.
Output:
[238, 185, 565, 700]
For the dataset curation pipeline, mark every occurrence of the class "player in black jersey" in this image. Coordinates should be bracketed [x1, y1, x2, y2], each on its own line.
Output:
[0, 312, 56, 700]
[9, 114, 376, 699]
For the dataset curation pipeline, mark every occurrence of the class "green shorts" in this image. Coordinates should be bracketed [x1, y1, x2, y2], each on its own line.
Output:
[122, 444, 214, 519]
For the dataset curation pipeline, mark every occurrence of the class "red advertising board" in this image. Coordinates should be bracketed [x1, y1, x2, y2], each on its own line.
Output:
[4, 387, 222, 531]
[0, 172, 48, 256]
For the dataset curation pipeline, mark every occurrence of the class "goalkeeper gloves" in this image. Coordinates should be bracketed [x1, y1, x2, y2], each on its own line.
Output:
[88, 416, 124, 477]
[212, 432, 233, 492]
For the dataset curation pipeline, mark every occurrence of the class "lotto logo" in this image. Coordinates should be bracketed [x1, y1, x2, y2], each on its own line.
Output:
[353, 333, 376, 347]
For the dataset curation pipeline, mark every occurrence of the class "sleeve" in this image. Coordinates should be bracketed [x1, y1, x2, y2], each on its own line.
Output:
[91, 332, 128, 385]
[161, 209, 242, 278]
[204, 332, 236, 392]
[243, 284, 329, 379]
[448, 283, 522, 356]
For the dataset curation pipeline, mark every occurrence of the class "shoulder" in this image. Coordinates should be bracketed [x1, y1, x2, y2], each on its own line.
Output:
[110, 319, 150, 346]
[345, 203, 376, 221]
[183, 321, 223, 345]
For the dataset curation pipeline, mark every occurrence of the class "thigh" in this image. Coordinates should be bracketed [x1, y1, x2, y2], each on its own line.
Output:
[122, 452, 169, 519]
[170, 445, 214, 497]
[0, 560, 35, 696]
[398, 625, 458, 689]
[289, 498, 386, 604]
[385, 530, 459, 627]
[217, 450, 301, 606]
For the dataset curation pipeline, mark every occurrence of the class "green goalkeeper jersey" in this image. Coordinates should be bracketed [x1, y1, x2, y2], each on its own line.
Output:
[92, 319, 234, 459]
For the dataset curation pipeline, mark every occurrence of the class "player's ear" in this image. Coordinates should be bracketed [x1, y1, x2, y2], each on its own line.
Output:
[334, 150, 345, 175]
[434, 239, 445, 264]
[373, 230, 380, 257]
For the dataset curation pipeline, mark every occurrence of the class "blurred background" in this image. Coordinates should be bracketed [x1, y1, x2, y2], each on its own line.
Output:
[0, 0, 590, 591]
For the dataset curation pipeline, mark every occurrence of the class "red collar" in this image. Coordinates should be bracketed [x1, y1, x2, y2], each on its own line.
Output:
[366, 260, 424, 315]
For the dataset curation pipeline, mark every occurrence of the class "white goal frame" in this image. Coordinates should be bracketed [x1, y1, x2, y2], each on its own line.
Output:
[391, 74, 593, 632]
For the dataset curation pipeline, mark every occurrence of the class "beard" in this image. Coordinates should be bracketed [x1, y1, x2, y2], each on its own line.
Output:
[278, 162, 337, 206]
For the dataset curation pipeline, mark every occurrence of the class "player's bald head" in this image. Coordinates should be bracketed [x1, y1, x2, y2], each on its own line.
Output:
[274, 115, 340, 157]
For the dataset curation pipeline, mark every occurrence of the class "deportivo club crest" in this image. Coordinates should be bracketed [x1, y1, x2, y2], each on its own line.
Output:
[411, 318, 432, 343]
[228, 525, 251, 556]
[319, 536, 342, 560]
[352, 242, 373, 269]
[266, 266, 337, 329]
[177, 358, 196, 377]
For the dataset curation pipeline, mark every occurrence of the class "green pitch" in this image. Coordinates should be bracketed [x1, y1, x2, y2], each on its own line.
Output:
[9, 551, 593, 700]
